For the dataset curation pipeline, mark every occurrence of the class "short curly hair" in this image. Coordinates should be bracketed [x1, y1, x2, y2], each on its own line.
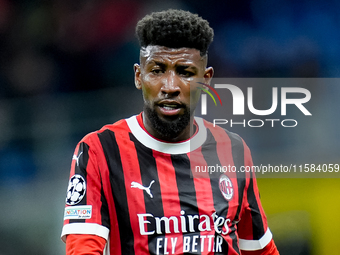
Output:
[136, 9, 214, 56]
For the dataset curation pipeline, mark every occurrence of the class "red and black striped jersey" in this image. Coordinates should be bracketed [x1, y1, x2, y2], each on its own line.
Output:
[61, 113, 273, 255]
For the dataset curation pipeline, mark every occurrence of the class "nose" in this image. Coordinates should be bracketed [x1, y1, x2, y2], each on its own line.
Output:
[161, 71, 180, 97]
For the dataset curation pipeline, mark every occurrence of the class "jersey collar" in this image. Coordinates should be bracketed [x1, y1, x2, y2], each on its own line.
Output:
[125, 115, 207, 154]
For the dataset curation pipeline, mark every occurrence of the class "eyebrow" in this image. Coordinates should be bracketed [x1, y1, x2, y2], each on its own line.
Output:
[148, 60, 199, 71]
[152, 61, 166, 68]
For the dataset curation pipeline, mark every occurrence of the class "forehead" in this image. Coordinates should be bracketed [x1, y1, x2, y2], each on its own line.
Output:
[140, 45, 204, 65]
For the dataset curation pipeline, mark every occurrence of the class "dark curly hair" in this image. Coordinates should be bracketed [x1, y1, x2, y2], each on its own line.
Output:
[136, 9, 214, 56]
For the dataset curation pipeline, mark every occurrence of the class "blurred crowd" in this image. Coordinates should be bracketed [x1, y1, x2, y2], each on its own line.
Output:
[1, 0, 340, 99]
[1, 0, 340, 181]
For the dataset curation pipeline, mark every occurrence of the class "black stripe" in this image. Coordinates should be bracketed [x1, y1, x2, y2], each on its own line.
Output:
[226, 130, 246, 221]
[99, 171, 110, 229]
[201, 129, 229, 255]
[226, 129, 246, 254]
[247, 174, 265, 239]
[69, 142, 89, 224]
[98, 130, 134, 255]
[172, 154, 199, 217]
[129, 134, 164, 255]
[203, 129, 227, 214]
[172, 154, 202, 255]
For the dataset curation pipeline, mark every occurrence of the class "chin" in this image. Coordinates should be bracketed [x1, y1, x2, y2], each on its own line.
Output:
[145, 105, 191, 139]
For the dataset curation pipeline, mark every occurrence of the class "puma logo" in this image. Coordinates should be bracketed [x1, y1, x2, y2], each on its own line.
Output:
[131, 180, 155, 198]
[72, 152, 83, 166]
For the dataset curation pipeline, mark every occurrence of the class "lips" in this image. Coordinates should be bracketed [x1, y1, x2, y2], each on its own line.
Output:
[157, 100, 183, 116]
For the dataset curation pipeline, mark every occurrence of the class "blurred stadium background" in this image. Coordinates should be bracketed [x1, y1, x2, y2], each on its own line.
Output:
[0, 0, 339, 254]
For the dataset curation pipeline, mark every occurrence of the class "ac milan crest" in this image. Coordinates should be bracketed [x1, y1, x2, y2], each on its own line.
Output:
[219, 174, 234, 201]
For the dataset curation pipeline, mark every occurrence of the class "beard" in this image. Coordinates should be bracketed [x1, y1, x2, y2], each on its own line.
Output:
[144, 104, 191, 140]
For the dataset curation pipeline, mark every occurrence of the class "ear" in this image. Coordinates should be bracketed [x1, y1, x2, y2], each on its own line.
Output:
[134, 63, 142, 90]
[203, 66, 214, 85]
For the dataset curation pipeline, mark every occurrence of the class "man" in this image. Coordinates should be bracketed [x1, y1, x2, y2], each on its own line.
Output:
[61, 9, 279, 255]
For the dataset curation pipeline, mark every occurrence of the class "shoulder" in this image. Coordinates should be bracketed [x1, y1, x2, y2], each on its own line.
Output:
[200, 118, 248, 150]
[79, 117, 132, 146]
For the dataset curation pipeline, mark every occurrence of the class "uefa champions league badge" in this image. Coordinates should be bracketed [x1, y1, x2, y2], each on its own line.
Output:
[66, 174, 86, 205]
[219, 174, 234, 201]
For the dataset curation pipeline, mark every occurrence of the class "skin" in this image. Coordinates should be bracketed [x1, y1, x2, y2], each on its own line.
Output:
[134, 45, 214, 142]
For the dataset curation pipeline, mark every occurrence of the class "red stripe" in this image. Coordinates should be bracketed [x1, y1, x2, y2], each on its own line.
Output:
[237, 140, 268, 240]
[115, 120, 149, 254]
[243, 140, 268, 232]
[70, 145, 79, 177]
[154, 151, 183, 254]
[85, 144, 103, 225]
[91, 132, 122, 254]
[188, 148, 216, 254]
[64, 144, 80, 225]
[203, 120, 241, 253]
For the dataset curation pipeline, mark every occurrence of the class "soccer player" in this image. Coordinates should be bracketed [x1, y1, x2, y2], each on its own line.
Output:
[61, 9, 279, 255]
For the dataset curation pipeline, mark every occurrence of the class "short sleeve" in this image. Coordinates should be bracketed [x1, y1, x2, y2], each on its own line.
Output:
[61, 139, 110, 242]
[237, 144, 273, 251]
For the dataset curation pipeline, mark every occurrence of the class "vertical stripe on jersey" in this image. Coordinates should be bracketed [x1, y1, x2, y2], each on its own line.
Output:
[154, 151, 184, 254]
[188, 147, 217, 255]
[68, 143, 79, 179]
[69, 142, 89, 225]
[73, 142, 89, 205]
[227, 130, 246, 255]
[200, 128, 231, 255]
[86, 141, 105, 227]
[99, 171, 110, 229]
[115, 127, 152, 254]
[172, 154, 199, 216]
[172, 154, 201, 254]
[64, 144, 78, 226]
[227, 131, 246, 222]
[203, 122, 247, 255]
[247, 173, 265, 239]
[91, 132, 121, 255]
[98, 129, 134, 255]
[129, 134, 164, 255]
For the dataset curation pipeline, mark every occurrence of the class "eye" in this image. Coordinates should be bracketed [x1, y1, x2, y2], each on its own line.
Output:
[150, 68, 164, 75]
[179, 70, 195, 77]
[177, 67, 195, 77]
[152, 69, 161, 73]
